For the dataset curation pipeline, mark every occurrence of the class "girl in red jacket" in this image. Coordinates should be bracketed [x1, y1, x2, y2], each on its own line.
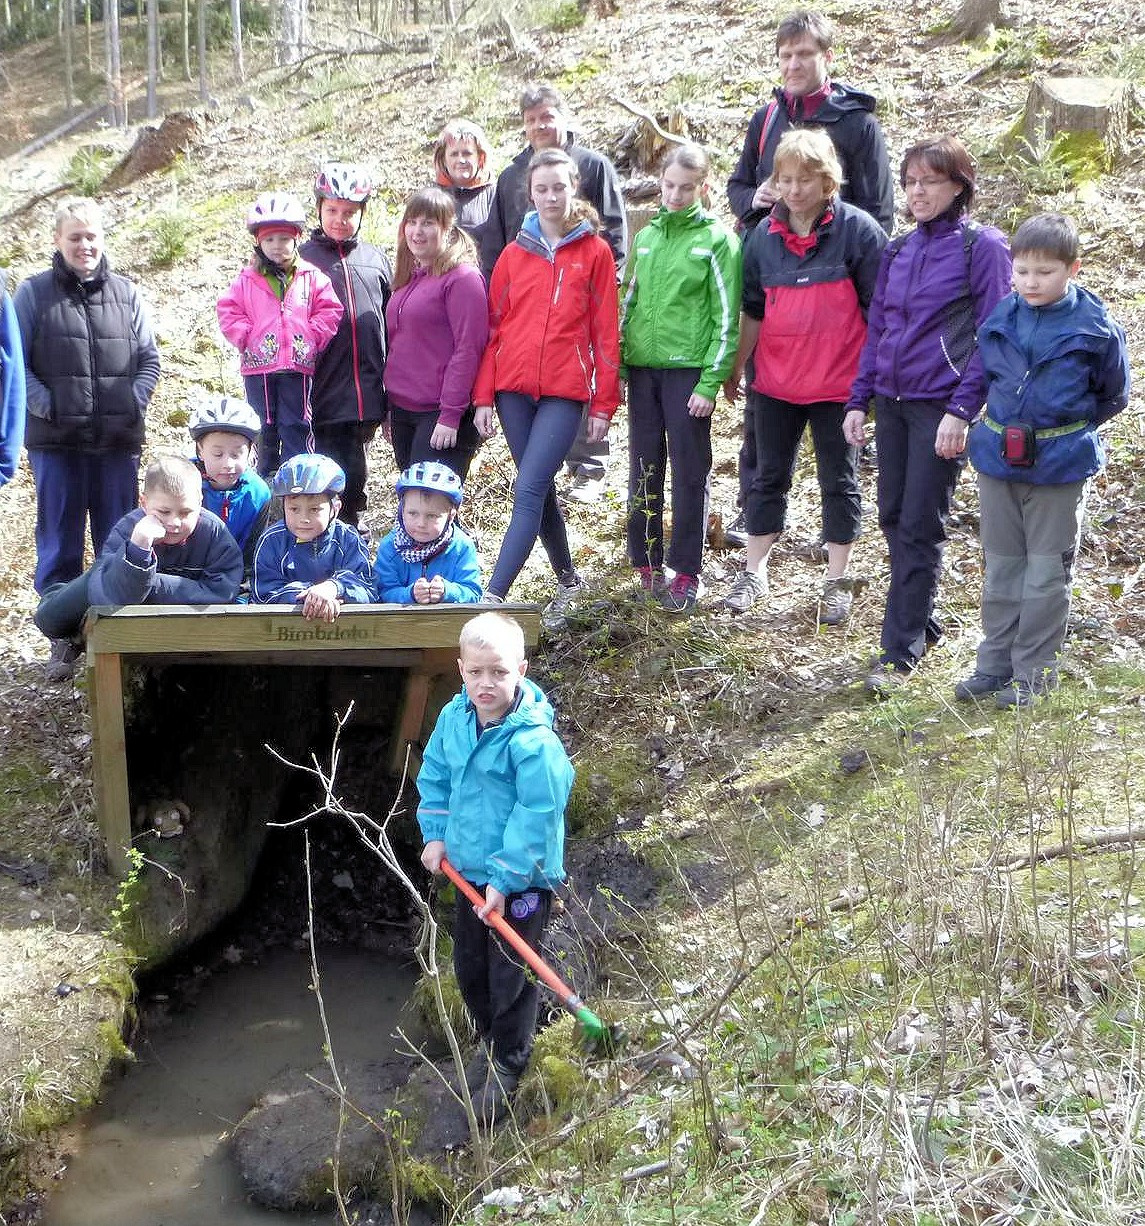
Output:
[217, 193, 343, 477]
[474, 148, 620, 622]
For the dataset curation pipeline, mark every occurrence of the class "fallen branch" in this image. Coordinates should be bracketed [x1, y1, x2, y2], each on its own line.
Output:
[993, 825, 1145, 872]
[610, 95, 691, 148]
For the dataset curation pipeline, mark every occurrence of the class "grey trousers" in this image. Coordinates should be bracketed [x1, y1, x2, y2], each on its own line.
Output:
[975, 474, 1086, 685]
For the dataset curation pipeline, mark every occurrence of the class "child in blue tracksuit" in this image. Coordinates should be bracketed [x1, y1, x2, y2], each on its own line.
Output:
[250, 453, 373, 619]
[417, 612, 574, 1123]
[0, 269, 26, 488]
[958, 212, 1130, 708]
[187, 394, 271, 573]
[33, 455, 243, 657]
[373, 461, 482, 604]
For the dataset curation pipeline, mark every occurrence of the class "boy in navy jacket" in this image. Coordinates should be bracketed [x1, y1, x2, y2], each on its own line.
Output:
[249, 453, 373, 619]
[33, 456, 242, 665]
[417, 613, 574, 1123]
[959, 213, 1130, 708]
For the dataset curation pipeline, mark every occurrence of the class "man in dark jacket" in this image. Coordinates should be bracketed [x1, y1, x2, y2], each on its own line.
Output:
[480, 84, 628, 503]
[724, 10, 893, 543]
[15, 197, 160, 677]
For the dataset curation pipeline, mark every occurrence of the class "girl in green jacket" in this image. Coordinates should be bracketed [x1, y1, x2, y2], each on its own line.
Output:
[620, 144, 742, 614]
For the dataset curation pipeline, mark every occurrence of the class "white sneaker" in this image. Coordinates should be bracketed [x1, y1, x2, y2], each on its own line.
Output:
[541, 573, 584, 632]
[567, 473, 605, 504]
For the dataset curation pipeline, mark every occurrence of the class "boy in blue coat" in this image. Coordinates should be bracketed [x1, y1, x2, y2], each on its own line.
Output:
[959, 213, 1130, 708]
[249, 453, 374, 619]
[417, 612, 574, 1122]
[373, 461, 482, 604]
[187, 394, 271, 572]
[33, 455, 243, 665]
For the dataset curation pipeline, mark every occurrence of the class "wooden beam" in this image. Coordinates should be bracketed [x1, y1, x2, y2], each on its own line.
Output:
[88, 649, 132, 877]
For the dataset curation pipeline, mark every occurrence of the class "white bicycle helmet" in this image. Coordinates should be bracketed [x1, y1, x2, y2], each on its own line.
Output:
[396, 461, 464, 507]
[314, 163, 374, 204]
[272, 454, 346, 497]
[246, 192, 306, 236]
[188, 395, 262, 443]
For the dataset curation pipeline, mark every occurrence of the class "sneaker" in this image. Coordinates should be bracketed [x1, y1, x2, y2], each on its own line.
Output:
[996, 674, 1058, 709]
[567, 472, 605, 504]
[659, 572, 702, 615]
[635, 566, 666, 599]
[45, 638, 80, 682]
[471, 1060, 520, 1125]
[722, 570, 766, 613]
[954, 671, 1012, 701]
[723, 510, 748, 550]
[541, 572, 584, 632]
[864, 665, 909, 699]
[818, 577, 854, 626]
[482, 592, 505, 604]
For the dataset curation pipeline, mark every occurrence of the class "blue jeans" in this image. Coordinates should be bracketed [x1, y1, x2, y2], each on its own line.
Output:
[29, 449, 139, 592]
[244, 372, 313, 478]
[487, 393, 583, 598]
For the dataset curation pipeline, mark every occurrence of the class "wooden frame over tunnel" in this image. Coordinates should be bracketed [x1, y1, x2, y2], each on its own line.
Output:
[84, 604, 541, 876]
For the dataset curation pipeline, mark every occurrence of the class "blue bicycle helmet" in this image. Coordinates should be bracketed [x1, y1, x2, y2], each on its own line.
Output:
[395, 461, 463, 507]
[272, 454, 346, 497]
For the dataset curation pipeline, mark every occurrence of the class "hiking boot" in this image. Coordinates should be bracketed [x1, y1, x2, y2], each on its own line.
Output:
[722, 509, 748, 549]
[540, 571, 584, 632]
[567, 472, 605, 504]
[864, 665, 910, 699]
[954, 671, 1012, 701]
[659, 572, 702, 615]
[996, 674, 1058, 709]
[45, 638, 81, 682]
[634, 566, 666, 599]
[722, 570, 766, 613]
[471, 1061, 520, 1125]
[462, 1044, 491, 1091]
[818, 576, 854, 626]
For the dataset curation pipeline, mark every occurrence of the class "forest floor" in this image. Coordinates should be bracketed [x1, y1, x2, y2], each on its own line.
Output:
[1, 0, 1145, 1220]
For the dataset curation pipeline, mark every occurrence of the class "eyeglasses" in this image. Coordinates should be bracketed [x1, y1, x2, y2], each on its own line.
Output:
[904, 176, 952, 190]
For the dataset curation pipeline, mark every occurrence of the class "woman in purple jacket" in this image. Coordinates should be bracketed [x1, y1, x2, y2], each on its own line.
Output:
[383, 188, 489, 481]
[843, 135, 1011, 695]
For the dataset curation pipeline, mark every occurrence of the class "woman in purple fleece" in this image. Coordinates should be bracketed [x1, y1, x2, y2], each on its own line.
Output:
[843, 134, 1012, 696]
[383, 188, 490, 481]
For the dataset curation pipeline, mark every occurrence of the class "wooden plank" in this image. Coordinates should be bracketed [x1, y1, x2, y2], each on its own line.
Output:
[389, 647, 460, 776]
[85, 603, 541, 655]
[118, 650, 426, 669]
[87, 650, 132, 877]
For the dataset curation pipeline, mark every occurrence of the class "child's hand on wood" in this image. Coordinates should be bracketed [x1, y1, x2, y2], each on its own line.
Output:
[300, 580, 340, 622]
[412, 576, 445, 605]
[478, 886, 506, 922]
[421, 840, 445, 873]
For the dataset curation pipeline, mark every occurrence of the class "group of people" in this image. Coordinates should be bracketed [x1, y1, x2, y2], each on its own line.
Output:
[2, 7, 1133, 712]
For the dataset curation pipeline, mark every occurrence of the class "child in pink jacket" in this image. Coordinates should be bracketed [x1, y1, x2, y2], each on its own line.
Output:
[217, 193, 343, 476]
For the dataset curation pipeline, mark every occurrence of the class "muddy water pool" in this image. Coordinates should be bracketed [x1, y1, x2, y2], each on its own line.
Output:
[42, 947, 418, 1226]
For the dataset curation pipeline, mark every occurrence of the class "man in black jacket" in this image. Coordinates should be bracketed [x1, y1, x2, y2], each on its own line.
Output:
[724, 10, 893, 544]
[480, 84, 627, 503]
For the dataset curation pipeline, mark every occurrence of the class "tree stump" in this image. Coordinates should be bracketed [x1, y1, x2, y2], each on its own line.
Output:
[1021, 77, 1130, 171]
[102, 111, 203, 191]
[949, 0, 1009, 40]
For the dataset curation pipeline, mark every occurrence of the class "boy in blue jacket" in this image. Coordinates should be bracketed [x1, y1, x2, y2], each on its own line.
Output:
[33, 456, 243, 665]
[250, 453, 374, 620]
[417, 612, 574, 1123]
[187, 394, 271, 572]
[373, 461, 482, 605]
[958, 213, 1130, 708]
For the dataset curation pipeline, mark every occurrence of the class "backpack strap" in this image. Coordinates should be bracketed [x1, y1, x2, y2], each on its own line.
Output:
[756, 100, 781, 161]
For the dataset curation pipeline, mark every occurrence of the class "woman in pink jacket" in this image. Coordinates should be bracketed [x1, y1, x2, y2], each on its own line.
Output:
[217, 192, 343, 476]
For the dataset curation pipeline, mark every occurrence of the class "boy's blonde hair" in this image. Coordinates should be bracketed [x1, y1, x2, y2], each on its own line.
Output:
[459, 613, 526, 661]
[142, 456, 203, 501]
[55, 197, 104, 233]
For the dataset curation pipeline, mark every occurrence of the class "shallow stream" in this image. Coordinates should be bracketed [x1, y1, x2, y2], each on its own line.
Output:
[42, 947, 417, 1226]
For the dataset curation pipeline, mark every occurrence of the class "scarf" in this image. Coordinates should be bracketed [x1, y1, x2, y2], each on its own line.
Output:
[392, 513, 455, 567]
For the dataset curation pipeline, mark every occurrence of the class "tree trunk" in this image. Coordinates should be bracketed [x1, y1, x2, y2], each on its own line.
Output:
[231, 0, 245, 81]
[146, 0, 159, 117]
[85, 0, 93, 72]
[950, 0, 1006, 40]
[278, 0, 306, 64]
[105, 0, 126, 127]
[182, 0, 191, 80]
[1021, 76, 1130, 170]
[61, 0, 75, 110]
[197, 0, 208, 102]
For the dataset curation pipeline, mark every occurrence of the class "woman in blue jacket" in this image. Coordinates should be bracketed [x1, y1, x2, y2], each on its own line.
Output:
[843, 135, 1011, 694]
